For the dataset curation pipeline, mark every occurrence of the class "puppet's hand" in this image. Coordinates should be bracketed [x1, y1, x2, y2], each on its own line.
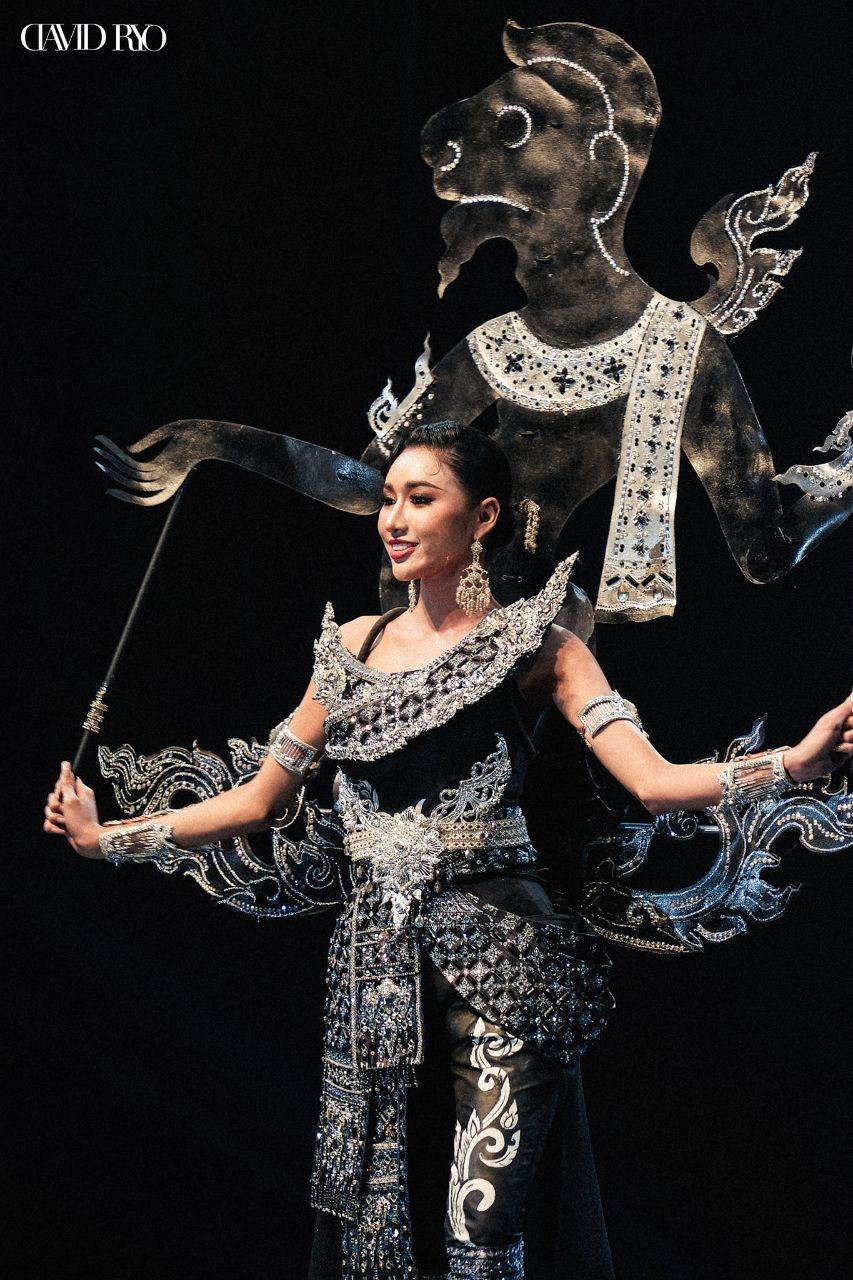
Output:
[784, 695, 853, 782]
[93, 419, 229, 506]
[43, 762, 104, 857]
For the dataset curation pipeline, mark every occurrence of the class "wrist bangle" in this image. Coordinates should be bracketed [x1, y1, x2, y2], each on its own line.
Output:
[98, 814, 178, 866]
[717, 747, 792, 807]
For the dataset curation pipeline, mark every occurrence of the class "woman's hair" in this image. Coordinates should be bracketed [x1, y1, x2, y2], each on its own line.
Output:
[382, 419, 515, 549]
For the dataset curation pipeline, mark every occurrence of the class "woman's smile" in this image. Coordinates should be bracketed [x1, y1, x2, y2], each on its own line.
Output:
[387, 540, 418, 561]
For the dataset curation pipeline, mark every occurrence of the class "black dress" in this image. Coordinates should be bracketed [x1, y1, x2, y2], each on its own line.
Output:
[305, 556, 616, 1279]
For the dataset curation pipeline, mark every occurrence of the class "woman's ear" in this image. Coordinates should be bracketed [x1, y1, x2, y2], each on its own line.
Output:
[479, 496, 500, 534]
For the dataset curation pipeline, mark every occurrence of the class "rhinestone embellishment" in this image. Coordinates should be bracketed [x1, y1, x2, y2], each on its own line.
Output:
[467, 301, 657, 412]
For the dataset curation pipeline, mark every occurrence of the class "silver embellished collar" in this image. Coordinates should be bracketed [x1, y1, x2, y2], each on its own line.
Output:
[312, 554, 578, 761]
[328, 603, 505, 683]
[467, 297, 659, 413]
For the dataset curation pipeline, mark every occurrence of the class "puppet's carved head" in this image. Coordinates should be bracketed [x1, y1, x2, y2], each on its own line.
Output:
[421, 20, 660, 294]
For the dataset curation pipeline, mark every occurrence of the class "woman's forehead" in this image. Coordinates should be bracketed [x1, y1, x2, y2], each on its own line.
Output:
[385, 446, 456, 489]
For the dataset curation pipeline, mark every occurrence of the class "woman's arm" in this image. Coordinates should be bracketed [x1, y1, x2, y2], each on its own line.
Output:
[521, 627, 853, 816]
[44, 680, 329, 858]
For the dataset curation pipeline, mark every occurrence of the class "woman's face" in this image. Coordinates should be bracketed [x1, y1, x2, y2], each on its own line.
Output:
[379, 446, 498, 583]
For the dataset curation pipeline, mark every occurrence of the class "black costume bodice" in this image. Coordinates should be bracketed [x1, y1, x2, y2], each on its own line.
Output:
[336, 681, 534, 816]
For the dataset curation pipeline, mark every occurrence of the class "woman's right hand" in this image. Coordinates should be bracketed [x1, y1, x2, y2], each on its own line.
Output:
[43, 762, 105, 858]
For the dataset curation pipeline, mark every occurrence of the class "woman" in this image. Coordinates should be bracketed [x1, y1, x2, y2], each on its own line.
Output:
[45, 421, 852, 1280]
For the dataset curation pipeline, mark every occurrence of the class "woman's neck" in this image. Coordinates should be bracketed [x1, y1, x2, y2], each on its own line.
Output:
[412, 566, 498, 635]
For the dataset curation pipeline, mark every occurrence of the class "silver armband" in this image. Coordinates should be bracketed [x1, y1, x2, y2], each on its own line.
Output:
[717, 747, 793, 807]
[99, 814, 178, 866]
[267, 714, 322, 781]
[577, 690, 647, 743]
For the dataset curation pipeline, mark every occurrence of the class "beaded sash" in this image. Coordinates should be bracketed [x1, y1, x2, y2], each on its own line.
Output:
[596, 298, 706, 620]
[467, 297, 707, 622]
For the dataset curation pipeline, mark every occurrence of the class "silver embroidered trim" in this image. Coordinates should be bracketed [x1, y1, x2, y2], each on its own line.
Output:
[466, 301, 657, 413]
[336, 736, 512, 929]
[596, 298, 706, 621]
[312, 554, 577, 761]
[705, 153, 816, 335]
[447, 1016, 524, 1243]
[775, 411, 853, 503]
[446, 1238, 524, 1279]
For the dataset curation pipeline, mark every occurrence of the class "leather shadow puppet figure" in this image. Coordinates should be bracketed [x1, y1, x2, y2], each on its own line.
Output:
[91, 22, 853, 960]
[94, 19, 851, 626]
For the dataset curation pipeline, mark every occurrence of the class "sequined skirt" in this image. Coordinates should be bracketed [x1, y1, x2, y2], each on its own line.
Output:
[309, 839, 613, 1279]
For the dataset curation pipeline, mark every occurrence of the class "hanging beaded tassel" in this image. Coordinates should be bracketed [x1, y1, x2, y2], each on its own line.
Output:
[407, 579, 419, 611]
[455, 539, 491, 616]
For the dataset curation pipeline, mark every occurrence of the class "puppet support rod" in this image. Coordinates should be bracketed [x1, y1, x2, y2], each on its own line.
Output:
[73, 478, 191, 772]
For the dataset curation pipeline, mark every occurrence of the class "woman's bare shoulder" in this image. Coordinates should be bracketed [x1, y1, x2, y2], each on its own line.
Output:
[517, 623, 593, 698]
[336, 614, 383, 657]
[538, 623, 590, 666]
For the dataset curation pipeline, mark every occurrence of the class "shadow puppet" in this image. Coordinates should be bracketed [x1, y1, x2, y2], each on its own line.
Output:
[95, 20, 851, 626]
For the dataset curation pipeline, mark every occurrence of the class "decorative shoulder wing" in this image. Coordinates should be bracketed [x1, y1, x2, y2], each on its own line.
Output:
[500, 551, 580, 652]
[689, 152, 816, 336]
[98, 734, 345, 918]
[364, 335, 434, 460]
[311, 600, 350, 709]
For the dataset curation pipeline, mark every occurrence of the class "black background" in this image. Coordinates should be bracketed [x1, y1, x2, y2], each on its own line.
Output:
[7, 2, 851, 1277]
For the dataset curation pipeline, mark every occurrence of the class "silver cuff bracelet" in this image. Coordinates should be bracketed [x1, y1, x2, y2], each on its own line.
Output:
[717, 747, 793, 807]
[268, 714, 322, 780]
[577, 690, 647, 742]
[98, 814, 178, 865]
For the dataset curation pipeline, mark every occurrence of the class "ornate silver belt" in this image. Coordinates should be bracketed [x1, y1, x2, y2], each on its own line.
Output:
[342, 810, 532, 930]
[343, 811, 530, 858]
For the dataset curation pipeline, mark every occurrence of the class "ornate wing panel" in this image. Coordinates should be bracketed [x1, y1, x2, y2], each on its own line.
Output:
[98, 737, 345, 918]
[578, 717, 852, 953]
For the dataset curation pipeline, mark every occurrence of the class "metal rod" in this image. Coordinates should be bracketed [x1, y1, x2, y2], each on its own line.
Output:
[73, 480, 190, 773]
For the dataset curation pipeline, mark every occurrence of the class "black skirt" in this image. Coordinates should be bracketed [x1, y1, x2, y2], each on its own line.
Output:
[307, 874, 615, 1279]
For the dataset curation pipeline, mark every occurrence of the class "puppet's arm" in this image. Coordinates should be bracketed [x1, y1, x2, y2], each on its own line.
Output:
[94, 420, 383, 513]
[94, 340, 496, 510]
[680, 330, 852, 584]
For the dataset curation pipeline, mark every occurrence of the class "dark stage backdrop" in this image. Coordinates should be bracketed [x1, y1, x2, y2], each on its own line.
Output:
[7, 2, 851, 1278]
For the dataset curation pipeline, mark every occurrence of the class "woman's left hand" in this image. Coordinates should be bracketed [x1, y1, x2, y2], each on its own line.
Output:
[784, 694, 853, 782]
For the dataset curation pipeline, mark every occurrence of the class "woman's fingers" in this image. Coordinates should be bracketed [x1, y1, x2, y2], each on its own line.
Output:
[59, 761, 78, 802]
[44, 804, 66, 827]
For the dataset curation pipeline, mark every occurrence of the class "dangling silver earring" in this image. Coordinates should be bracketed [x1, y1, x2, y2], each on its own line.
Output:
[455, 539, 491, 616]
[407, 579, 419, 611]
[518, 499, 540, 554]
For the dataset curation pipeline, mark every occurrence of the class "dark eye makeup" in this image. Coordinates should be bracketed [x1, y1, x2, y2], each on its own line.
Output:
[381, 493, 434, 505]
